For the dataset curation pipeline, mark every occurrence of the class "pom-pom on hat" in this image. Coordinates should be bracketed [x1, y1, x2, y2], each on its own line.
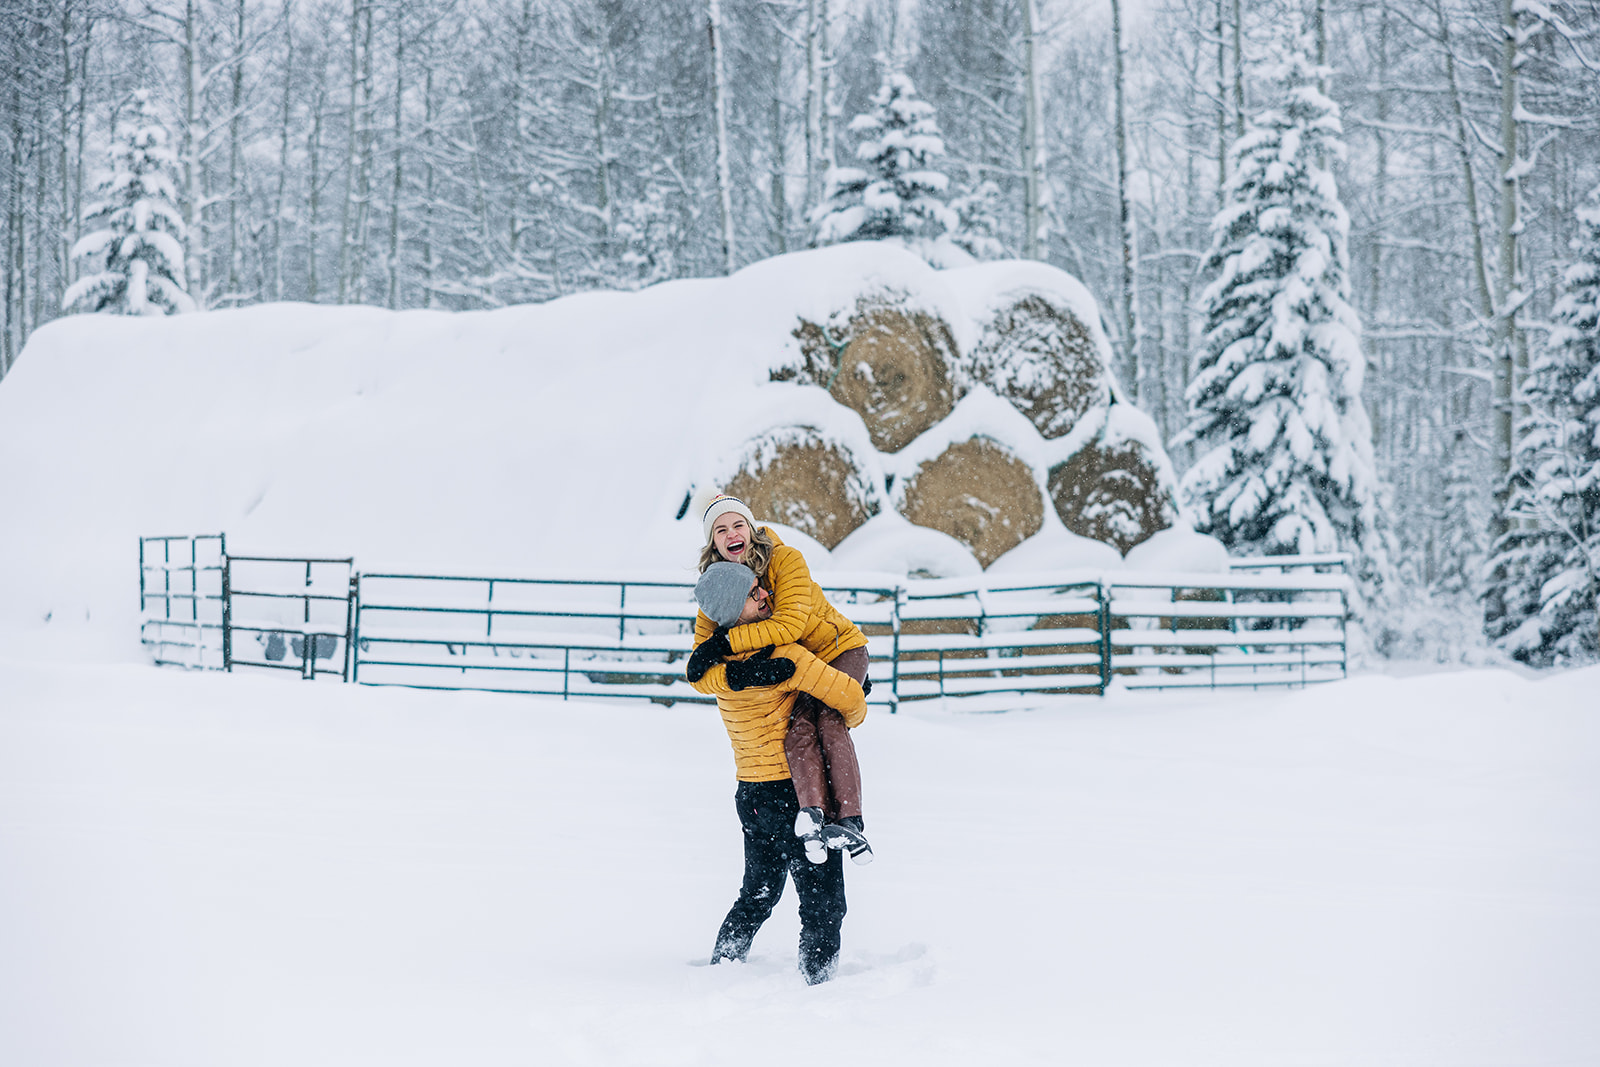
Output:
[701, 493, 757, 542]
[696, 561, 757, 628]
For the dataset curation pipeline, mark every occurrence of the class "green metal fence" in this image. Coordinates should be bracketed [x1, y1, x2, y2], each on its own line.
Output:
[139, 535, 1350, 704]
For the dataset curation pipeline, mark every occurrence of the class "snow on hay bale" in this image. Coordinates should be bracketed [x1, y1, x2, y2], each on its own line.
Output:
[721, 427, 879, 550]
[965, 293, 1111, 440]
[783, 297, 960, 453]
[1047, 434, 1179, 556]
[896, 436, 1044, 568]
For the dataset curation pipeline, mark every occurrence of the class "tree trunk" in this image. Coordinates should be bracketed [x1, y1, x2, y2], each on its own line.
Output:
[771, 38, 787, 254]
[181, 0, 205, 307]
[387, 6, 407, 309]
[1021, 0, 1045, 260]
[57, 3, 75, 296]
[1491, 0, 1520, 540]
[337, 0, 369, 303]
[1435, 0, 1493, 322]
[226, 0, 246, 303]
[308, 80, 326, 301]
[420, 59, 437, 308]
[1369, 0, 1389, 455]
[805, 0, 822, 212]
[1231, 0, 1244, 139]
[1215, 0, 1227, 203]
[708, 0, 735, 274]
[1112, 0, 1139, 400]
[272, 0, 294, 302]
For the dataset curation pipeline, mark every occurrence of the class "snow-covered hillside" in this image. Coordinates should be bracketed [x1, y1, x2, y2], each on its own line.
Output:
[2, 659, 1596, 1066]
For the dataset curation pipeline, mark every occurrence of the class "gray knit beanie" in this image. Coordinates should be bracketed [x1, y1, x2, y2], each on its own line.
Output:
[696, 561, 756, 628]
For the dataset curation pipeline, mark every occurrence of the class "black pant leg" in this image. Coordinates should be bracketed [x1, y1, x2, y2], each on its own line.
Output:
[790, 846, 846, 984]
[711, 781, 792, 962]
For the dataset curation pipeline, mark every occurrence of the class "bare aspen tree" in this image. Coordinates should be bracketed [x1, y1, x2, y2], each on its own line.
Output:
[806, 0, 824, 211]
[181, 0, 205, 306]
[337, 0, 374, 304]
[57, 3, 75, 295]
[308, 74, 326, 301]
[1215, 0, 1226, 202]
[1021, 0, 1045, 259]
[225, 0, 247, 302]
[770, 32, 787, 253]
[386, 2, 407, 309]
[709, 0, 735, 274]
[1231, 0, 1243, 139]
[1368, 0, 1390, 450]
[419, 37, 438, 307]
[1434, 0, 1493, 322]
[1491, 0, 1521, 538]
[271, 0, 294, 302]
[1112, 0, 1139, 400]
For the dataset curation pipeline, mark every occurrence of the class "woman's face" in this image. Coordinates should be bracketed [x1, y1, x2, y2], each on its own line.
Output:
[711, 513, 752, 563]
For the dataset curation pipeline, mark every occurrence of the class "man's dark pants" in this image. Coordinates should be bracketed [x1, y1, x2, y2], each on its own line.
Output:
[712, 778, 846, 984]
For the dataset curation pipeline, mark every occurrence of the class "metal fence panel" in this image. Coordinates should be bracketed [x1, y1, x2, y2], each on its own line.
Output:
[139, 534, 226, 670]
[139, 538, 1351, 700]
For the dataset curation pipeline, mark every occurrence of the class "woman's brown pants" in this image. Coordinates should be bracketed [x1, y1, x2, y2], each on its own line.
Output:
[783, 646, 868, 820]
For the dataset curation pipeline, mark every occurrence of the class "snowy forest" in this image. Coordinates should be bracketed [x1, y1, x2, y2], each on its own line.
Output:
[2, 0, 1598, 667]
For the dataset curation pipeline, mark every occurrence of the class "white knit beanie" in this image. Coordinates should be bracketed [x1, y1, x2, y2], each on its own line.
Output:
[701, 494, 757, 542]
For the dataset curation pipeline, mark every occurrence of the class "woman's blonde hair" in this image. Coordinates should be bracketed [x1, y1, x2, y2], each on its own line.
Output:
[699, 523, 776, 584]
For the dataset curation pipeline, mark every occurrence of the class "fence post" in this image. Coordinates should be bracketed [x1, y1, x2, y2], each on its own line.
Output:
[891, 585, 903, 711]
[344, 573, 358, 683]
[1098, 580, 1112, 694]
[222, 556, 234, 672]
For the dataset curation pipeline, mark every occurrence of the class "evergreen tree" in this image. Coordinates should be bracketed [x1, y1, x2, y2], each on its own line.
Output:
[810, 67, 957, 261]
[1177, 42, 1391, 610]
[63, 91, 194, 316]
[1435, 430, 1489, 598]
[948, 173, 1007, 261]
[1488, 184, 1600, 665]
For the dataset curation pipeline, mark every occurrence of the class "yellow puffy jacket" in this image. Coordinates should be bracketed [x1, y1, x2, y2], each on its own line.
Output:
[691, 642, 868, 782]
[692, 528, 868, 664]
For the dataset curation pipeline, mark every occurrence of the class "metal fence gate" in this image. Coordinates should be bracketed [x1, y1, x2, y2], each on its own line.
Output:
[139, 534, 226, 669]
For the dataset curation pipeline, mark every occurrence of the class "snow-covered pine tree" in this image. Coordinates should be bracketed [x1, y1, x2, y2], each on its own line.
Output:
[62, 91, 194, 317]
[1435, 429, 1490, 598]
[1487, 184, 1600, 665]
[810, 67, 957, 263]
[1177, 41, 1392, 611]
[948, 173, 1006, 262]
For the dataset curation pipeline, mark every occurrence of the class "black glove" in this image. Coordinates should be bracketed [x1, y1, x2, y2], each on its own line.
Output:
[724, 645, 796, 691]
[686, 628, 733, 683]
[861, 677, 872, 696]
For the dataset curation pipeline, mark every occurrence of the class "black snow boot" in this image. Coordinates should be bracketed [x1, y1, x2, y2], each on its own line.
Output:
[823, 816, 873, 865]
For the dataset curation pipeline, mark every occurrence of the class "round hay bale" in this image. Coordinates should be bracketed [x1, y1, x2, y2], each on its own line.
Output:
[1047, 438, 1178, 555]
[898, 437, 1044, 568]
[787, 299, 959, 453]
[722, 428, 878, 550]
[969, 295, 1110, 439]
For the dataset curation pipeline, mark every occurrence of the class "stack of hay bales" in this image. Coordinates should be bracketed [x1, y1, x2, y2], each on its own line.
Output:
[702, 252, 1183, 571]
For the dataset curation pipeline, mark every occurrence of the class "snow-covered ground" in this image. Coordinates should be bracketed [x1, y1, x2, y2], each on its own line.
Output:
[3, 658, 1595, 1067]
